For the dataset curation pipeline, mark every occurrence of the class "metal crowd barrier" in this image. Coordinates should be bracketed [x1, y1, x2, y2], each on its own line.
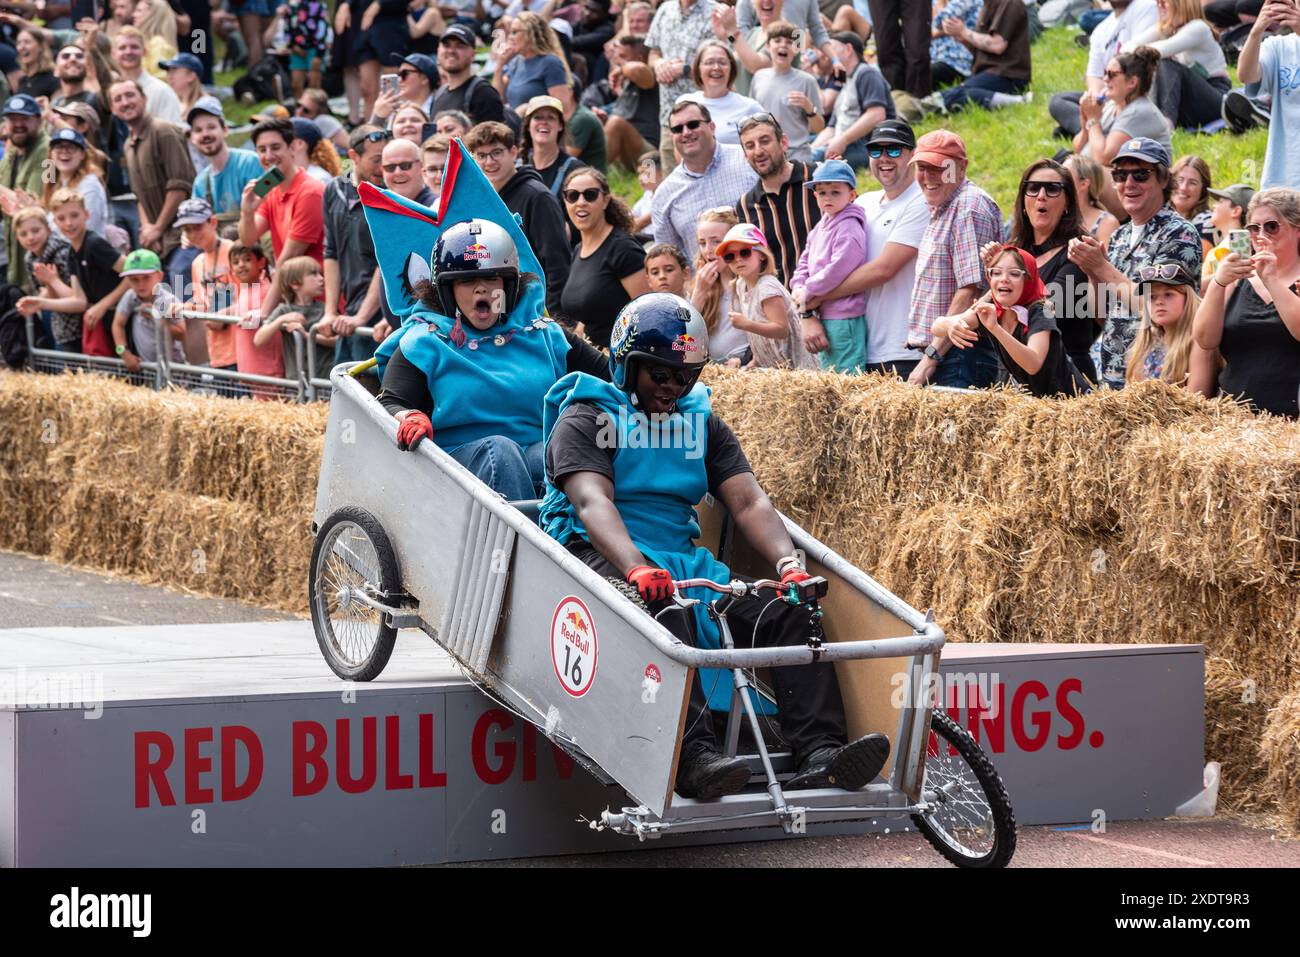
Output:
[21, 309, 377, 404]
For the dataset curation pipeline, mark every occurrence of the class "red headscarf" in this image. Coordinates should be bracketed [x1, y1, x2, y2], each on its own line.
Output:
[991, 245, 1048, 326]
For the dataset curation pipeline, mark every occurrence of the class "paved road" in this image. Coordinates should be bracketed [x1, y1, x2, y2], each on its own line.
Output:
[2, 547, 1293, 868]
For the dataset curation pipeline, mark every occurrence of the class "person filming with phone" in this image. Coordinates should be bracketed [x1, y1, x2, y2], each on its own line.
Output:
[239, 117, 326, 324]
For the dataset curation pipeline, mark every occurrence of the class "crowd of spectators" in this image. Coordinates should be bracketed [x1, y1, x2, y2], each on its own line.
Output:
[0, 0, 1295, 418]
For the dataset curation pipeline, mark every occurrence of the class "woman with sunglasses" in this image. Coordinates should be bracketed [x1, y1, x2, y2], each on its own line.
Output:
[1074, 47, 1171, 166]
[1194, 187, 1300, 418]
[558, 168, 649, 349]
[679, 41, 764, 147]
[1007, 158, 1099, 382]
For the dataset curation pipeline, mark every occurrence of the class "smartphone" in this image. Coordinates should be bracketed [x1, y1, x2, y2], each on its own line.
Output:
[1228, 229, 1252, 258]
[251, 165, 286, 198]
[380, 73, 400, 98]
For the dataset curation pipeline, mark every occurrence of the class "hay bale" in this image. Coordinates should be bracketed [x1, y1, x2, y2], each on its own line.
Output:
[1205, 655, 1279, 813]
[1118, 416, 1300, 587]
[1260, 688, 1300, 833]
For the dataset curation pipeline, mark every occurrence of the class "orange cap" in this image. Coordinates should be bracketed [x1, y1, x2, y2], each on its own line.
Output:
[909, 129, 967, 169]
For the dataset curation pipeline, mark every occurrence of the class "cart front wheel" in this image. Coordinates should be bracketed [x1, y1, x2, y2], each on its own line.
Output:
[912, 710, 1017, 868]
[310, 507, 400, 681]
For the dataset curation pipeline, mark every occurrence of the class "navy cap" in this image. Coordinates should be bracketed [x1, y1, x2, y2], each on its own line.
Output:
[1113, 137, 1172, 168]
[804, 159, 858, 190]
[160, 52, 203, 74]
[441, 23, 477, 47]
[4, 93, 40, 117]
[291, 117, 322, 150]
[401, 53, 439, 85]
[174, 197, 216, 226]
[48, 127, 87, 149]
[864, 118, 916, 150]
[187, 94, 225, 124]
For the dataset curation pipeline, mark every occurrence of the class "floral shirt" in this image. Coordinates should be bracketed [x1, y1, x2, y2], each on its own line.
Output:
[932, 0, 984, 78]
[1098, 205, 1201, 390]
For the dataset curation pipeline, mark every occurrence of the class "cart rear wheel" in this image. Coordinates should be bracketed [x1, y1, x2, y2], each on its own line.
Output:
[912, 710, 1017, 868]
[310, 507, 400, 682]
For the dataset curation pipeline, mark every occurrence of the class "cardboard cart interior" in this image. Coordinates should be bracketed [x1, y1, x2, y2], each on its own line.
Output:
[0, 620, 1204, 867]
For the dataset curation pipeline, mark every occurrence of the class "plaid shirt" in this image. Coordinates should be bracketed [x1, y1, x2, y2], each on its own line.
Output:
[652, 143, 759, 261]
[645, 0, 718, 127]
[908, 179, 1003, 348]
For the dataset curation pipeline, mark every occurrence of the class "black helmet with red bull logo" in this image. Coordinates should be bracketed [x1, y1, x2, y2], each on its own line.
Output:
[432, 218, 521, 319]
[608, 292, 710, 391]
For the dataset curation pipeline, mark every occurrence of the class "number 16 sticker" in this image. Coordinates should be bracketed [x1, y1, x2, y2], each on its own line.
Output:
[551, 596, 598, 697]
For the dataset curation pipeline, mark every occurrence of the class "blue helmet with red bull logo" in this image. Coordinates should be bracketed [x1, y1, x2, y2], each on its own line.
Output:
[432, 218, 520, 319]
[608, 292, 710, 391]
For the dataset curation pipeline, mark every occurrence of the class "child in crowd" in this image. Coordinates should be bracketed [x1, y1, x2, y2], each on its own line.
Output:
[111, 249, 186, 371]
[691, 207, 750, 366]
[227, 244, 281, 396]
[1127, 261, 1218, 394]
[257, 255, 337, 383]
[172, 198, 238, 379]
[790, 160, 868, 373]
[716, 222, 817, 370]
[940, 245, 1085, 397]
[1201, 184, 1254, 293]
[630, 151, 660, 235]
[749, 21, 824, 162]
[12, 206, 83, 353]
[644, 243, 690, 297]
[47, 189, 126, 358]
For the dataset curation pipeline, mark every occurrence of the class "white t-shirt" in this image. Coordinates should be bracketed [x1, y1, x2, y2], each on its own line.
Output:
[138, 71, 183, 125]
[680, 90, 765, 146]
[1087, 0, 1158, 80]
[856, 179, 930, 364]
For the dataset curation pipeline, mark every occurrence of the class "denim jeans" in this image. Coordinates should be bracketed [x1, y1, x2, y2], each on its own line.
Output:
[335, 333, 378, 364]
[449, 435, 545, 501]
[941, 71, 1027, 111]
[933, 342, 1001, 389]
[110, 197, 139, 248]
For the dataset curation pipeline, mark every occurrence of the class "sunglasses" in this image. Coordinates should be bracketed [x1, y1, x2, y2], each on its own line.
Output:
[1110, 167, 1153, 183]
[669, 118, 705, 135]
[737, 111, 781, 135]
[1137, 263, 1190, 283]
[1023, 180, 1065, 197]
[355, 129, 394, 146]
[398, 69, 419, 79]
[1246, 220, 1283, 237]
[646, 365, 700, 388]
[563, 187, 604, 204]
[867, 146, 903, 159]
[721, 247, 754, 263]
[382, 160, 417, 173]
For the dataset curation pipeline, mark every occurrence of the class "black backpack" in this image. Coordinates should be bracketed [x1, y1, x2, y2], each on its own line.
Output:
[463, 75, 522, 139]
[0, 282, 35, 369]
[234, 56, 293, 105]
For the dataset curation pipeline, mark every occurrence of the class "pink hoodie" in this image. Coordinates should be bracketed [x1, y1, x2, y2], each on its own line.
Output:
[790, 202, 868, 321]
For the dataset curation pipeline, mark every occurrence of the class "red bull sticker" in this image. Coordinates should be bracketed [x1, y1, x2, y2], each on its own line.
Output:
[672, 333, 697, 352]
[551, 596, 598, 697]
[465, 242, 492, 261]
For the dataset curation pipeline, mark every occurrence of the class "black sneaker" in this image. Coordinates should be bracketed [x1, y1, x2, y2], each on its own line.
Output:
[786, 733, 891, 791]
[1222, 90, 1270, 133]
[675, 748, 751, 800]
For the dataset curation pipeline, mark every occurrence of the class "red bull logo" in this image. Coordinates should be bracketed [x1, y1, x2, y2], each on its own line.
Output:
[672, 333, 698, 352]
[566, 611, 589, 635]
[465, 242, 491, 261]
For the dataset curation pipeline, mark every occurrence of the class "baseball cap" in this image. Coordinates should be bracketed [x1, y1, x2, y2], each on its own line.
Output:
[864, 118, 916, 151]
[48, 127, 88, 150]
[291, 117, 322, 150]
[4, 94, 40, 117]
[549, 17, 574, 40]
[441, 23, 477, 47]
[121, 249, 163, 276]
[400, 53, 439, 85]
[174, 197, 215, 227]
[251, 104, 291, 124]
[53, 101, 101, 129]
[521, 94, 565, 120]
[828, 31, 864, 58]
[160, 52, 203, 74]
[1207, 183, 1255, 210]
[1113, 137, 1171, 168]
[187, 94, 225, 124]
[714, 222, 769, 258]
[910, 129, 967, 168]
[805, 159, 857, 190]
[1135, 261, 1198, 293]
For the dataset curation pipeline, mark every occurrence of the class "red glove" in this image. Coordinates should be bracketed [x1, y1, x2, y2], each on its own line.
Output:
[396, 411, 433, 451]
[780, 566, 812, 586]
[627, 565, 675, 603]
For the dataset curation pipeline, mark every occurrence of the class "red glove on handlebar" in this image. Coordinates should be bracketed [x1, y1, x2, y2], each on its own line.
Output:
[780, 567, 812, 586]
[627, 565, 675, 603]
[396, 412, 433, 451]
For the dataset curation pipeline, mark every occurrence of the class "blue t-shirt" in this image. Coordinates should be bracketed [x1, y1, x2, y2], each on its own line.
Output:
[504, 54, 567, 108]
[1258, 33, 1300, 191]
[192, 149, 267, 217]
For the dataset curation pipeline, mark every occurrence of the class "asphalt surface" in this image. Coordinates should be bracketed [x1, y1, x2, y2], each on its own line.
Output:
[2, 547, 1294, 869]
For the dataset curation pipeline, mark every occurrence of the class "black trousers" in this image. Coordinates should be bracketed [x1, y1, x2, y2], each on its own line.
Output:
[568, 541, 848, 766]
[1203, 0, 1264, 29]
[1155, 60, 1233, 130]
[868, 0, 933, 97]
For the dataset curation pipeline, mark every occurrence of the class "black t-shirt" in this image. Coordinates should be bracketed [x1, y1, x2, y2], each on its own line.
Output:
[70, 230, 122, 304]
[1036, 244, 1096, 362]
[546, 402, 752, 497]
[378, 325, 610, 418]
[558, 229, 646, 349]
[1220, 279, 1300, 418]
[533, 154, 585, 192]
[19, 72, 59, 100]
[430, 76, 506, 126]
[986, 302, 1079, 397]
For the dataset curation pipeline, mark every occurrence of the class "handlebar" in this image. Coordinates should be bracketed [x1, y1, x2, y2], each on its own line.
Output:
[672, 576, 830, 605]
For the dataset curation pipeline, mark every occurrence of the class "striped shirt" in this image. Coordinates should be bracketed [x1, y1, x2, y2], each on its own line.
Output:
[736, 160, 822, 287]
[907, 178, 1003, 348]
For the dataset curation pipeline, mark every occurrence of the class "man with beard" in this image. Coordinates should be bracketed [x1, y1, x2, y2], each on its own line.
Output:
[188, 97, 265, 221]
[429, 24, 506, 127]
[51, 43, 100, 120]
[735, 112, 819, 286]
[0, 94, 50, 286]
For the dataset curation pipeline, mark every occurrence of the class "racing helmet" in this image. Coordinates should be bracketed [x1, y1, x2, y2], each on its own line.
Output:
[432, 219, 521, 319]
[608, 292, 710, 391]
